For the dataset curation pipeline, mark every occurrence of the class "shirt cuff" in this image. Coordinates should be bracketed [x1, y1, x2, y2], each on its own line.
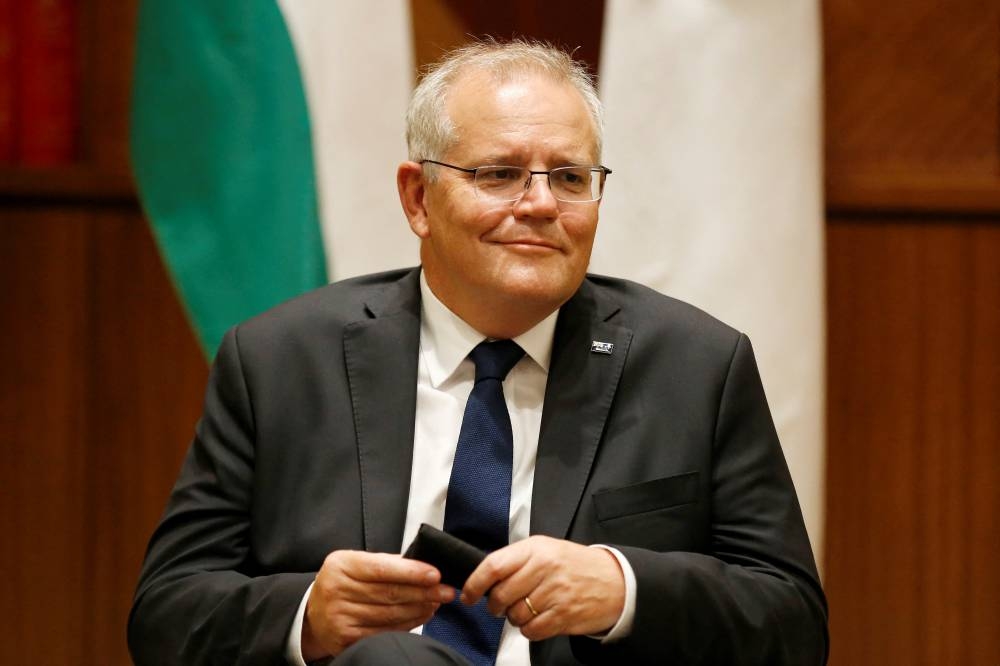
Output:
[587, 545, 636, 642]
[285, 581, 314, 666]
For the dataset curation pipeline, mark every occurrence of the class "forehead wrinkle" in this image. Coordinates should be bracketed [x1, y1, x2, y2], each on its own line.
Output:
[454, 120, 597, 165]
[468, 146, 594, 169]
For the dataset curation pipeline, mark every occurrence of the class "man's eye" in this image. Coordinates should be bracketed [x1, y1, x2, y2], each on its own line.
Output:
[554, 169, 589, 190]
[476, 168, 524, 192]
[484, 168, 519, 181]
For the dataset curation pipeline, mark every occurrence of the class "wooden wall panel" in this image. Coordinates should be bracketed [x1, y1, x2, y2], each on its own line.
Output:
[824, 0, 1000, 211]
[825, 219, 1000, 665]
[0, 208, 206, 664]
[85, 210, 207, 664]
[0, 209, 92, 663]
[82, 0, 137, 178]
[824, 0, 1000, 663]
[966, 234, 1000, 663]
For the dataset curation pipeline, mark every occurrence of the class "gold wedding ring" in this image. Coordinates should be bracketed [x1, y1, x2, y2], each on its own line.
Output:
[523, 596, 539, 617]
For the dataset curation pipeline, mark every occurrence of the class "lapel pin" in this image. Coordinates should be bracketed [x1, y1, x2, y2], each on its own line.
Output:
[590, 341, 614, 355]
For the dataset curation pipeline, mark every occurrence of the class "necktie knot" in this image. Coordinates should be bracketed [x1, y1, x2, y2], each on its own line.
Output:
[470, 340, 525, 382]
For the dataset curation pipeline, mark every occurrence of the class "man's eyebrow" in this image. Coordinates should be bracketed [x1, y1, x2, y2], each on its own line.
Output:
[472, 154, 518, 165]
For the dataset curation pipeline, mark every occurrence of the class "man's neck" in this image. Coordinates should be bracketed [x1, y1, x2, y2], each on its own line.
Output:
[421, 269, 562, 340]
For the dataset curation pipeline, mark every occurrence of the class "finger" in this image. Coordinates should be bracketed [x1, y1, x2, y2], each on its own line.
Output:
[514, 547, 626, 639]
[518, 611, 563, 642]
[486, 564, 546, 618]
[461, 542, 532, 604]
[504, 595, 541, 628]
[342, 580, 455, 606]
[344, 599, 442, 629]
[335, 551, 441, 586]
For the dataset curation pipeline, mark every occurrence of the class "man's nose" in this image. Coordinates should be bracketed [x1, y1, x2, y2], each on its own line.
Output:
[514, 173, 559, 215]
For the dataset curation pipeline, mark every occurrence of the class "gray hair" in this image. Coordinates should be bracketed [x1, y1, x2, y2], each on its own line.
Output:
[405, 38, 604, 167]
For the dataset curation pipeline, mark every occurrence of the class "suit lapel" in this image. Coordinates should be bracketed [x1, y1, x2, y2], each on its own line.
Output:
[343, 270, 422, 554]
[531, 280, 633, 539]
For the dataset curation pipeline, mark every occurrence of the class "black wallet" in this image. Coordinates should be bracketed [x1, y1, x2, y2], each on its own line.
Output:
[403, 523, 487, 589]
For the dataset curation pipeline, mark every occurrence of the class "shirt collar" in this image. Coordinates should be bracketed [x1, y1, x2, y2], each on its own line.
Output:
[419, 271, 558, 388]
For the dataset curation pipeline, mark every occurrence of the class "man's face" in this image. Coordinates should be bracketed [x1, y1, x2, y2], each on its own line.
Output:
[412, 71, 601, 330]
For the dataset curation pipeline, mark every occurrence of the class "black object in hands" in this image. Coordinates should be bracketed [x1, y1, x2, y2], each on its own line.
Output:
[403, 523, 487, 589]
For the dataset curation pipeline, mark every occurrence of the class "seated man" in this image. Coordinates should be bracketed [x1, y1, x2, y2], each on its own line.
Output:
[128, 39, 828, 666]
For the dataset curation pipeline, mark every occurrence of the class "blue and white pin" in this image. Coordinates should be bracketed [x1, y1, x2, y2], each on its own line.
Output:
[590, 340, 614, 355]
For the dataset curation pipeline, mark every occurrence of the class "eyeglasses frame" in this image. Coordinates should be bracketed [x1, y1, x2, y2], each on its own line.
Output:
[419, 159, 612, 203]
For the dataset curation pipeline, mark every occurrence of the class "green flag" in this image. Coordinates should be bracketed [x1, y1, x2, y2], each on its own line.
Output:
[131, 0, 328, 359]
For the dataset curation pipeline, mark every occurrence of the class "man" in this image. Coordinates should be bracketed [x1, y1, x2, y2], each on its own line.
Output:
[129, 40, 828, 665]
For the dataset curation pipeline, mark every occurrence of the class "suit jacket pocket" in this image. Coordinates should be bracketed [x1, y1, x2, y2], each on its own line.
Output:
[593, 471, 699, 522]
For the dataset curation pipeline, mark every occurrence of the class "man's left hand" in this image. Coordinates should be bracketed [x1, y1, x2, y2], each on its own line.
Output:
[460, 536, 625, 641]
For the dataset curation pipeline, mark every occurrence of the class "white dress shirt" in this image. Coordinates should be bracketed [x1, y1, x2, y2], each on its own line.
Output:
[287, 273, 635, 664]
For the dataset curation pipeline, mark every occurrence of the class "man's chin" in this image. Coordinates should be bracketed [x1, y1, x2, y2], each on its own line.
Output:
[494, 273, 580, 310]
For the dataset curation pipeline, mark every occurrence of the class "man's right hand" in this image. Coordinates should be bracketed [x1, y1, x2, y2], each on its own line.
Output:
[301, 550, 455, 660]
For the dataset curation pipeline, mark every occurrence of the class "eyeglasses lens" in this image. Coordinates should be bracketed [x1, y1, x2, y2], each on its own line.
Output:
[473, 166, 604, 202]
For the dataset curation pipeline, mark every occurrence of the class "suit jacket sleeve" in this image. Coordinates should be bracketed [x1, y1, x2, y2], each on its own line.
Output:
[570, 334, 828, 665]
[128, 327, 315, 666]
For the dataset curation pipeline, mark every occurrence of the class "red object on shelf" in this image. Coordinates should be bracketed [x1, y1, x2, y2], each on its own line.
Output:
[16, 0, 79, 166]
[0, 0, 15, 162]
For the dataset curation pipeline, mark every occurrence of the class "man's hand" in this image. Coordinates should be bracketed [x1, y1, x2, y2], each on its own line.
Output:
[302, 550, 456, 660]
[461, 536, 626, 641]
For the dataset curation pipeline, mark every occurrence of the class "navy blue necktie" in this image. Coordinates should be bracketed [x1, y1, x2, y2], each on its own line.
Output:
[424, 339, 525, 666]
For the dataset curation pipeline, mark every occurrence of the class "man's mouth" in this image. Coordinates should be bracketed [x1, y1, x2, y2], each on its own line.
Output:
[498, 238, 559, 251]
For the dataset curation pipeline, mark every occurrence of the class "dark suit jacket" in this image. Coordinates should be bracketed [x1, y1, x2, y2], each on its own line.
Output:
[128, 268, 828, 665]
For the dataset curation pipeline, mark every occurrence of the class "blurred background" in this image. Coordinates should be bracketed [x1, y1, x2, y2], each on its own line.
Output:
[0, 1, 997, 664]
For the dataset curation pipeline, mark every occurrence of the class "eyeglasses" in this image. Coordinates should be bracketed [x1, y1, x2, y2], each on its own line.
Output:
[420, 160, 612, 203]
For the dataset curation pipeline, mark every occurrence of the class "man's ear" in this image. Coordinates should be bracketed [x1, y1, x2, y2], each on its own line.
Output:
[397, 161, 430, 239]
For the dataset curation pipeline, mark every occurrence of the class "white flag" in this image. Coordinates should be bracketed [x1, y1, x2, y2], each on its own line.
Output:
[279, 0, 418, 280]
[595, 1, 826, 560]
